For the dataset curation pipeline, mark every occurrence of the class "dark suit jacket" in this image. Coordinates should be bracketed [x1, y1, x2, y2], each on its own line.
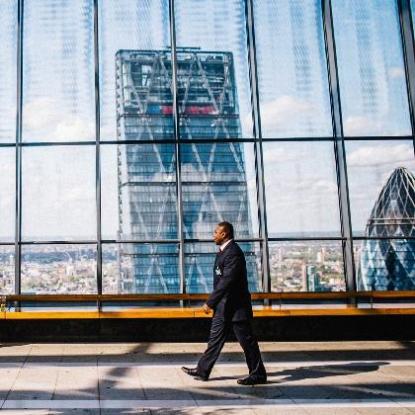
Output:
[206, 240, 253, 322]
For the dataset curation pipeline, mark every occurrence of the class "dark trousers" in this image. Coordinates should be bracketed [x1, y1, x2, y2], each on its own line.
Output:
[196, 315, 266, 379]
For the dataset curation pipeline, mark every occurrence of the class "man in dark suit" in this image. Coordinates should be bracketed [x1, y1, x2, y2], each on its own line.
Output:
[182, 221, 267, 385]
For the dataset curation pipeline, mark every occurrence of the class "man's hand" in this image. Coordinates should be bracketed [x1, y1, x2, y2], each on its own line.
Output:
[202, 303, 212, 315]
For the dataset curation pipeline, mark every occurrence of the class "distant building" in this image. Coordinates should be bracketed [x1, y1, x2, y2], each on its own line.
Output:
[115, 48, 258, 293]
[359, 167, 415, 290]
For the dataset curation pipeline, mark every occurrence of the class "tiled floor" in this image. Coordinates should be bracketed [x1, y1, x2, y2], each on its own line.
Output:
[0, 341, 414, 414]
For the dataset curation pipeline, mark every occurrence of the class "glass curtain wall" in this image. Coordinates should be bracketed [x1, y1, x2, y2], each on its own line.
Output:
[0, 0, 414, 296]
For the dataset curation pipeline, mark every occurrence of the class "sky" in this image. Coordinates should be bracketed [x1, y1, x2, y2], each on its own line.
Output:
[0, 0, 414, 241]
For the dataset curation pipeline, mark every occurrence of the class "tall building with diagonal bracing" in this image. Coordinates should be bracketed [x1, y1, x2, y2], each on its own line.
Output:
[115, 49, 259, 294]
[359, 167, 415, 290]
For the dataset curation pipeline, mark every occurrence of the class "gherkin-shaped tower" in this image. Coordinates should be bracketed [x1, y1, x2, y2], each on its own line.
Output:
[359, 167, 415, 290]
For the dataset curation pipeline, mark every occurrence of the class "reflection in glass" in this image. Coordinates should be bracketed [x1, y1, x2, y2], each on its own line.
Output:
[346, 141, 415, 236]
[102, 243, 179, 294]
[181, 143, 258, 239]
[253, 0, 332, 138]
[355, 239, 415, 291]
[0, 0, 17, 142]
[269, 241, 345, 292]
[0, 148, 15, 242]
[99, 0, 170, 140]
[21, 244, 97, 294]
[185, 242, 261, 293]
[22, 0, 95, 142]
[263, 142, 340, 237]
[175, 0, 253, 137]
[101, 144, 177, 240]
[22, 146, 96, 241]
[332, 0, 411, 136]
[0, 246, 14, 295]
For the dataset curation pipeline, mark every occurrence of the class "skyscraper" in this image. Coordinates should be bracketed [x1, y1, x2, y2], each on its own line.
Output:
[115, 48, 258, 293]
[359, 167, 415, 290]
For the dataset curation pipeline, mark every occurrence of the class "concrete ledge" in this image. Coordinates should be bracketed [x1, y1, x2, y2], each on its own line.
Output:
[1, 314, 415, 342]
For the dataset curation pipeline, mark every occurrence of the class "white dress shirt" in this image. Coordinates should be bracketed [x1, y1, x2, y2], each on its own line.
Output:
[219, 238, 233, 252]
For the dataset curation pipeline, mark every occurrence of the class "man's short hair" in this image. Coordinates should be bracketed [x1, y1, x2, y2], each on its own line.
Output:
[218, 221, 234, 239]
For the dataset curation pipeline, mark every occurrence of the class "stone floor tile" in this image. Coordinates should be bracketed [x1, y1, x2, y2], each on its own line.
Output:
[99, 365, 145, 399]
[53, 366, 98, 400]
[7, 366, 58, 400]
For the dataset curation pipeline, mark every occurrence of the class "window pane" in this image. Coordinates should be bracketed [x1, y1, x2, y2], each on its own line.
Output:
[175, 0, 253, 138]
[99, 0, 171, 141]
[0, 246, 15, 295]
[181, 143, 258, 239]
[185, 242, 261, 293]
[264, 142, 340, 237]
[0, 0, 17, 143]
[269, 241, 345, 292]
[22, 146, 96, 241]
[253, 0, 332, 138]
[101, 143, 177, 240]
[346, 141, 415, 237]
[0, 148, 15, 242]
[103, 243, 179, 294]
[355, 239, 415, 291]
[332, 0, 411, 136]
[22, 0, 95, 142]
[21, 244, 97, 294]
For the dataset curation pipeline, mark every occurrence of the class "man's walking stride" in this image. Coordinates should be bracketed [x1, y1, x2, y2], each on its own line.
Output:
[182, 221, 267, 385]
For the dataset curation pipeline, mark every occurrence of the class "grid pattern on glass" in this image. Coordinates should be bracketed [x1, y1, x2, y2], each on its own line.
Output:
[253, 0, 332, 138]
[0, 246, 15, 295]
[21, 244, 97, 294]
[175, 0, 253, 138]
[332, 0, 411, 136]
[0, 148, 15, 242]
[102, 243, 179, 294]
[184, 242, 262, 294]
[354, 239, 415, 291]
[0, 0, 17, 143]
[22, 146, 96, 241]
[181, 142, 258, 239]
[346, 141, 415, 237]
[98, 0, 170, 141]
[22, 0, 95, 142]
[263, 142, 341, 238]
[269, 240, 345, 292]
[101, 143, 178, 240]
[2, 0, 415, 297]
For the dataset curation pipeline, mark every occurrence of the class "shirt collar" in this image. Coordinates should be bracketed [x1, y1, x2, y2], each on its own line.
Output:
[219, 239, 233, 252]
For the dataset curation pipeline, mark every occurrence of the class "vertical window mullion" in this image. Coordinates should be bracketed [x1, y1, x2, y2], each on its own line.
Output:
[169, 0, 186, 296]
[398, 0, 415, 150]
[322, 0, 356, 294]
[93, 0, 102, 306]
[245, 0, 271, 295]
[15, 0, 24, 298]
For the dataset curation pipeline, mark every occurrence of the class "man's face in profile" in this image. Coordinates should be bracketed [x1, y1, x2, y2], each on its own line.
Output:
[213, 225, 227, 245]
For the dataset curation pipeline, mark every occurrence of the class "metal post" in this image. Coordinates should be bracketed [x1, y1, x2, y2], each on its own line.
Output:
[398, 0, 415, 147]
[93, 0, 102, 311]
[322, 0, 357, 296]
[245, 0, 271, 296]
[15, 0, 24, 310]
[169, 0, 186, 301]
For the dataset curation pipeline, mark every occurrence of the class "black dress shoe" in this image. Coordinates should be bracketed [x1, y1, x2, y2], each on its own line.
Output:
[237, 375, 267, 385]
[181, 366, 208, 381]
